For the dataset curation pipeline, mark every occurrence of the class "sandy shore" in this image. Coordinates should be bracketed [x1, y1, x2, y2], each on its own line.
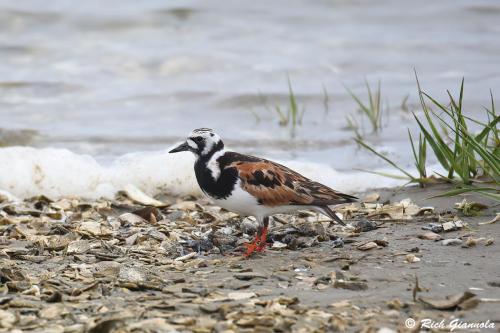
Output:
[0, 183, 499, 332]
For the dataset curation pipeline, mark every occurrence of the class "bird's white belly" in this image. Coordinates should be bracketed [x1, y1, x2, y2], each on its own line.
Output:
[209, 185, 260, 217]
[206, 182, 300, 219]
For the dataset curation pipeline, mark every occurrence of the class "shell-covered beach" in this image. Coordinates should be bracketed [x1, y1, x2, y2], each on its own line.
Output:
[1, 184, 499, 332]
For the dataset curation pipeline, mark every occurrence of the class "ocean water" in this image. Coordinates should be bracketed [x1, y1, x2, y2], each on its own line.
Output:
[0, 0, 499, 198]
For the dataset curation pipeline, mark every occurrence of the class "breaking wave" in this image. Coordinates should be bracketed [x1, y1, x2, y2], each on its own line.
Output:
[0, 146, 406, 200]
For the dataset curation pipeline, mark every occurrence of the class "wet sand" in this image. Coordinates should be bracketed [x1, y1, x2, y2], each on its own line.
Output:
[0, 183, 499, 332]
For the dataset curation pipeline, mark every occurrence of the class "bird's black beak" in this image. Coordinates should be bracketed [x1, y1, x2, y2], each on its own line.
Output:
[169, 141, 191, 153]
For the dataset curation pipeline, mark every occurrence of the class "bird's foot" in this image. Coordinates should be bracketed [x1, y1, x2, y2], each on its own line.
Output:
[256, 241, 268, 252]
[243, 238, 259, 257]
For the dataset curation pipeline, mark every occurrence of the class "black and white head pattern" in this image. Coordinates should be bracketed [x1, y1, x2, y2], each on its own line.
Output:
[187, 128, 224, 157]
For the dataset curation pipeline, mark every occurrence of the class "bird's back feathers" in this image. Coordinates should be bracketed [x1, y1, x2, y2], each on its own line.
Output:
[224, 152, 357, 207]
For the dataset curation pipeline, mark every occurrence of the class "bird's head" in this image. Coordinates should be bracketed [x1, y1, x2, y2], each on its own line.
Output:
[169, 128, 224, 158]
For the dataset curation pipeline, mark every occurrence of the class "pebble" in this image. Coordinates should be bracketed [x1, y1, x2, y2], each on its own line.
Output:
[418, 231, 442, 241]
[234, 272, 267, 280]
[355, 219, 378, 232]
[422, 223, 444, 233]
[329, 238, 344, 248]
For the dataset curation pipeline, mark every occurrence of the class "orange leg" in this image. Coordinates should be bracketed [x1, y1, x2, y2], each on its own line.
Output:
[243, 217, 270, 257]
[243, 233, 260, 257]
[256, 227, 268, 252]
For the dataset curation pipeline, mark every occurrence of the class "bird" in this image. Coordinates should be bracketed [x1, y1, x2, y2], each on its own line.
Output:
[169, 128, 357, 257]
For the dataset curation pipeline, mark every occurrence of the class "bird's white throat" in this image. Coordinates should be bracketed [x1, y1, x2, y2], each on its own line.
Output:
[205, 148, 226, 180]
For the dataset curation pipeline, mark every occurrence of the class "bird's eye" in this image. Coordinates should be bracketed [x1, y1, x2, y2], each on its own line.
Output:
[193, 137, 203, 142]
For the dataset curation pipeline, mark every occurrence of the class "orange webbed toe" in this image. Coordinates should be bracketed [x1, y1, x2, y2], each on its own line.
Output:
[243, 237, 259, 257]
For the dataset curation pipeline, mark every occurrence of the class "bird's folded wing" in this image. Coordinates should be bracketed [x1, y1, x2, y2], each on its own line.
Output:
[226, 159, 356, 207]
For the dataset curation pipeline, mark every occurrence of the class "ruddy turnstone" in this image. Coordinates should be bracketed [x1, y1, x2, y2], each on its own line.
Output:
[169, 128, 357, 256]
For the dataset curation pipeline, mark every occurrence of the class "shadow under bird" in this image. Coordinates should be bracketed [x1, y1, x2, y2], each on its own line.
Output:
[169, 128, 357, 256]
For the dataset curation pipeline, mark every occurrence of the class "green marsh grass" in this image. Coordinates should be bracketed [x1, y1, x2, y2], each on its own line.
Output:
[357, 76, 500, 201]
[414, 76, 499, 185]
[322, 83, 330, 114]
[355, 138, 425, 184]
[272, 78, 305, 136]
[346, 115, 363, 141]
[401, 94, 410, 113]
[408, 130, 427, 182]
[254, 78, 305, 137]
[346, 80, 383, 134]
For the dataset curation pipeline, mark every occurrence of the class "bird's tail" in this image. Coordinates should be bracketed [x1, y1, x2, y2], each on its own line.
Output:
[320, 205, 346, 226]
[336, 192, 358, 203]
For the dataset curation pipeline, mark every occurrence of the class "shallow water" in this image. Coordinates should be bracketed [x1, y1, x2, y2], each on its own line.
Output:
[0, 0, 499, 197]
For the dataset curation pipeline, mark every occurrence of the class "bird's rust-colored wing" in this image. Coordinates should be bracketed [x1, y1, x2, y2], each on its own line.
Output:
[226, 157, 356, 207]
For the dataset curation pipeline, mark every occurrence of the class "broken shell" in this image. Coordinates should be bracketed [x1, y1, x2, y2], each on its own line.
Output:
[373, 239, 389, 247]
[415, 206, 435, 216]
[21, 285, 40, 296]
[39, 304, 66, 320]
[132, 206, 161, 224]
[386, 299, 407, 310]
[404, 204, 421, 216]
[405, 254, 421, 263]
[119, 184, 168, 207]
[0, 190, 19, 203]
[368, 205, 404, 220]
[463, 237, 481, 248]
[399, 198, 412, 208]
[362, 192, 380, 203]
[119, 213, 147, 226]
[442, 238, 462, 246]
[357, 241, 378, 251]
[174, 252, 197, 262]
[479, 213, 500, 225]
[333, 279, 368, 290]
[67, 240, 92, 254]
[485, 238, 494, 246]
[77, 221, 112, 236]
[228, 292, 256, 300]
[442, 220, 464, 231]
[0, 309, 16, 328]
[418, 232, 442, 241]
[169, 201, 199, 211]
[363, 203, 380, 210]
[419, 291, 477, 310]
[329, 300, 351, 308]
[128, 318, 175, 332]
[118, 266, 146, 283]
[93, 261, 122, 278]
[271, 241, 287, 249]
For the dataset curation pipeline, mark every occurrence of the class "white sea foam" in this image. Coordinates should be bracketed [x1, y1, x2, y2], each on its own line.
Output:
[0, 146, 408, 200]
[0, 147, 199, 200]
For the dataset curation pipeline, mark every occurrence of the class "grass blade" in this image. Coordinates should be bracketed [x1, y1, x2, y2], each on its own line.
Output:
[355, 138, 416, 180]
